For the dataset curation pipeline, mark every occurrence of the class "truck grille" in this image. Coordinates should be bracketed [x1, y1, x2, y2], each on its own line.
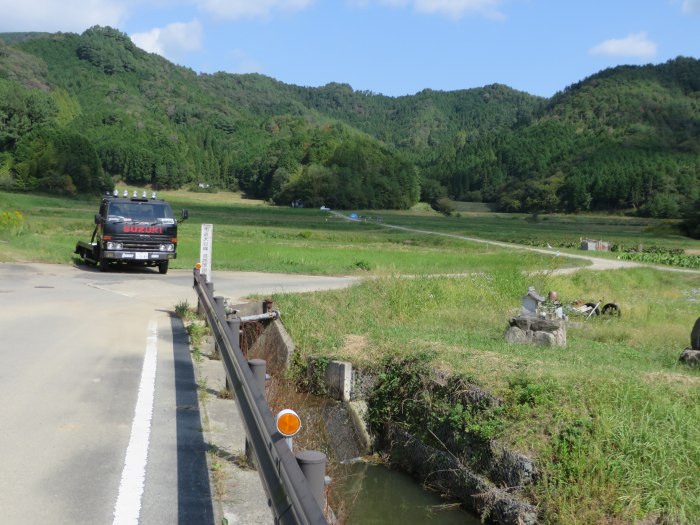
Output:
[110, 233, 172, 251]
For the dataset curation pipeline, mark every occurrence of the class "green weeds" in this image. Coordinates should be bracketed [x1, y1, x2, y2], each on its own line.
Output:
[187, 321, 209, 347]
[174, 299, 197, 320]
[366, 351, 507, 480]
[174, 301, 209, 363]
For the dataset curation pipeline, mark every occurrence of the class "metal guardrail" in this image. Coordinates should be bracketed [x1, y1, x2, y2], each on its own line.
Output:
[193, 268, 328, 525]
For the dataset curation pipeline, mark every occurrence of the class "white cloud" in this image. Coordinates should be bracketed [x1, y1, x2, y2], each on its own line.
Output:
[0, 0, 128, 32]
[414, 0, 504, 20]
[0, 0, 318, 33]
[131, 19, 203, 60]
[352, 0, 504, 19]
[197, 0, 314, 20]
[589, 32, 657, 59]
[682, 0, 700, 14]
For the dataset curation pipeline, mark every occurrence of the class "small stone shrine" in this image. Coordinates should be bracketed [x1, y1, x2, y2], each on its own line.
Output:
[679, 317, 700, 367]
[505, 287, 567, 347]
[521, 286, 545, 317]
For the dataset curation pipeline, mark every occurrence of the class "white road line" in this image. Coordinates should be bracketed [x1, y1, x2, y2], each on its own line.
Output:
[112, 319, 158, 525]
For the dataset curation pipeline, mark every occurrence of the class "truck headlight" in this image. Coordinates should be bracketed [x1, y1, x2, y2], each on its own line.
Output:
[159, 244, 175, 252]
[106, 242, 123, 250]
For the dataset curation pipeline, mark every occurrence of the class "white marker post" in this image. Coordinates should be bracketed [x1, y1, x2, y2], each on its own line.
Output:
[200, 223, 213, 283]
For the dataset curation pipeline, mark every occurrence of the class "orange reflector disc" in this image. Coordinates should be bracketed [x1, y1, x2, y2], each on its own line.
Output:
[195, 262, 202, 269]
[276, 409, 301, 437]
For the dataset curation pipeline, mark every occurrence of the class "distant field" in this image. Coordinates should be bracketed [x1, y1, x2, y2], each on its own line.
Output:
[0, 189, 697, 271]
[447, 200, 494, 213]
[367, 207, 696, 253]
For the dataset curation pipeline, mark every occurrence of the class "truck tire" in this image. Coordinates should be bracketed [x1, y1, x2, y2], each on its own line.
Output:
[98, 250, 109, 272]
[602, 303, 621, 317]
[584, 302, 600, 316]
[158, 261, 169, 275]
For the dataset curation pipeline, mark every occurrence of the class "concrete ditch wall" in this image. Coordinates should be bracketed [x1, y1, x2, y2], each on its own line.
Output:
[387, 425, 538, 525]
[224, 299, 295, 375]
[232, 299, 539, 525]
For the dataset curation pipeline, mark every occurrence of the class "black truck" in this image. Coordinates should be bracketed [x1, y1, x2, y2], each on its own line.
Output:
[75, 190, 188, 274]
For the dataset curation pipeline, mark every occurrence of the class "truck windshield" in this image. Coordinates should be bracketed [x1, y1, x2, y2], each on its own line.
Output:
[107, 201, 174, 223]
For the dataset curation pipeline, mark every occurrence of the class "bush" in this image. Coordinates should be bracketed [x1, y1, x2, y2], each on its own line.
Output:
[433, 197, 454, 216]
[0, 210, 24, 235]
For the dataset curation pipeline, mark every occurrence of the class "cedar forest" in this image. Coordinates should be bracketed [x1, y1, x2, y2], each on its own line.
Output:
[0, 26, 699, 237]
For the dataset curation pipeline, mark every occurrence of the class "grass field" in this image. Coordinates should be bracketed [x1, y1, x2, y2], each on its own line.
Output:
[1, 189, 699, 524]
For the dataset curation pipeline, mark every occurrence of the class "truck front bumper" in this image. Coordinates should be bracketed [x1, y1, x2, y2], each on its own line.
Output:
[103, 251, 176, 262]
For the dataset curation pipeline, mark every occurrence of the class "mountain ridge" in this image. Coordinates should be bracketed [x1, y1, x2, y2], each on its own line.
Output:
[0, 26, 698, 228]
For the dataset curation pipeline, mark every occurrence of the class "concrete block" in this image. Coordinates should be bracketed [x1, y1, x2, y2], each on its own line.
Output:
[325, 360, 352, 402]
[346, 400, 373, 454]
[248, 319, 295, 375]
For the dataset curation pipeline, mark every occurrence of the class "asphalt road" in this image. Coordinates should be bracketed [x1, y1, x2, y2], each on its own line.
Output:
[0, 262, 358, 525]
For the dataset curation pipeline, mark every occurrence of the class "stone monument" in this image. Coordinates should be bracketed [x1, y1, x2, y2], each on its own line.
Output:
[506, 287, 567, 347]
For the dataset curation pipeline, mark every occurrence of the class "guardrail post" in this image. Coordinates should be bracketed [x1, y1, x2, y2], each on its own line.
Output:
[245, 359, 266, 467]
[211, 295, 226, 359]
[263, 298, 273, 313]
[197, 280, 215, 315]
[223, 318, 240, 383]
[214, 295, 225, 310]
[296, 451, 327, 510]
[248, 358, 266, 389]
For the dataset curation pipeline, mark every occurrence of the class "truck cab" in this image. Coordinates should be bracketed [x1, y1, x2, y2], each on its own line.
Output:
[75, 190, 188, 274]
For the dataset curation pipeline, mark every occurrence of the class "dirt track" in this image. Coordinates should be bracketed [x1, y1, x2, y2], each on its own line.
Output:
[332, 211, 700, 276]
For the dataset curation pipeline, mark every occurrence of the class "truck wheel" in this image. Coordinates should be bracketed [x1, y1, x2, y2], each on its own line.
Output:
[602, 303, 621, 317]
[584, 302, 600, 316]
[98, 252, 109, 272]
[158, 261, 169, 275]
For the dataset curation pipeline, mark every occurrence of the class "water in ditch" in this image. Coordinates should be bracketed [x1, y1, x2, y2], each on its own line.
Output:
[330, 460, 481, 524]
[265, 381, 481, 524]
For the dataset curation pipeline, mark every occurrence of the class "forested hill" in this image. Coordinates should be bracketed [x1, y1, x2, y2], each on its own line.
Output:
[0, 27, 698, 227]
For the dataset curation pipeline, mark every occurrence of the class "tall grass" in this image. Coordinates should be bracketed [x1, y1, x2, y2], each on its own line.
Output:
[273, 269, 700, 524]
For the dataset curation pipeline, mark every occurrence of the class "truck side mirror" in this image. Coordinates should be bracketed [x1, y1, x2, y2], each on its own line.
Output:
[95, 214, 101, 224]
[181, 209, 189, 221]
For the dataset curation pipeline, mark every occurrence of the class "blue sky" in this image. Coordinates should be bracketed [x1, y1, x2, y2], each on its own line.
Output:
[0, 1, 698, 98]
